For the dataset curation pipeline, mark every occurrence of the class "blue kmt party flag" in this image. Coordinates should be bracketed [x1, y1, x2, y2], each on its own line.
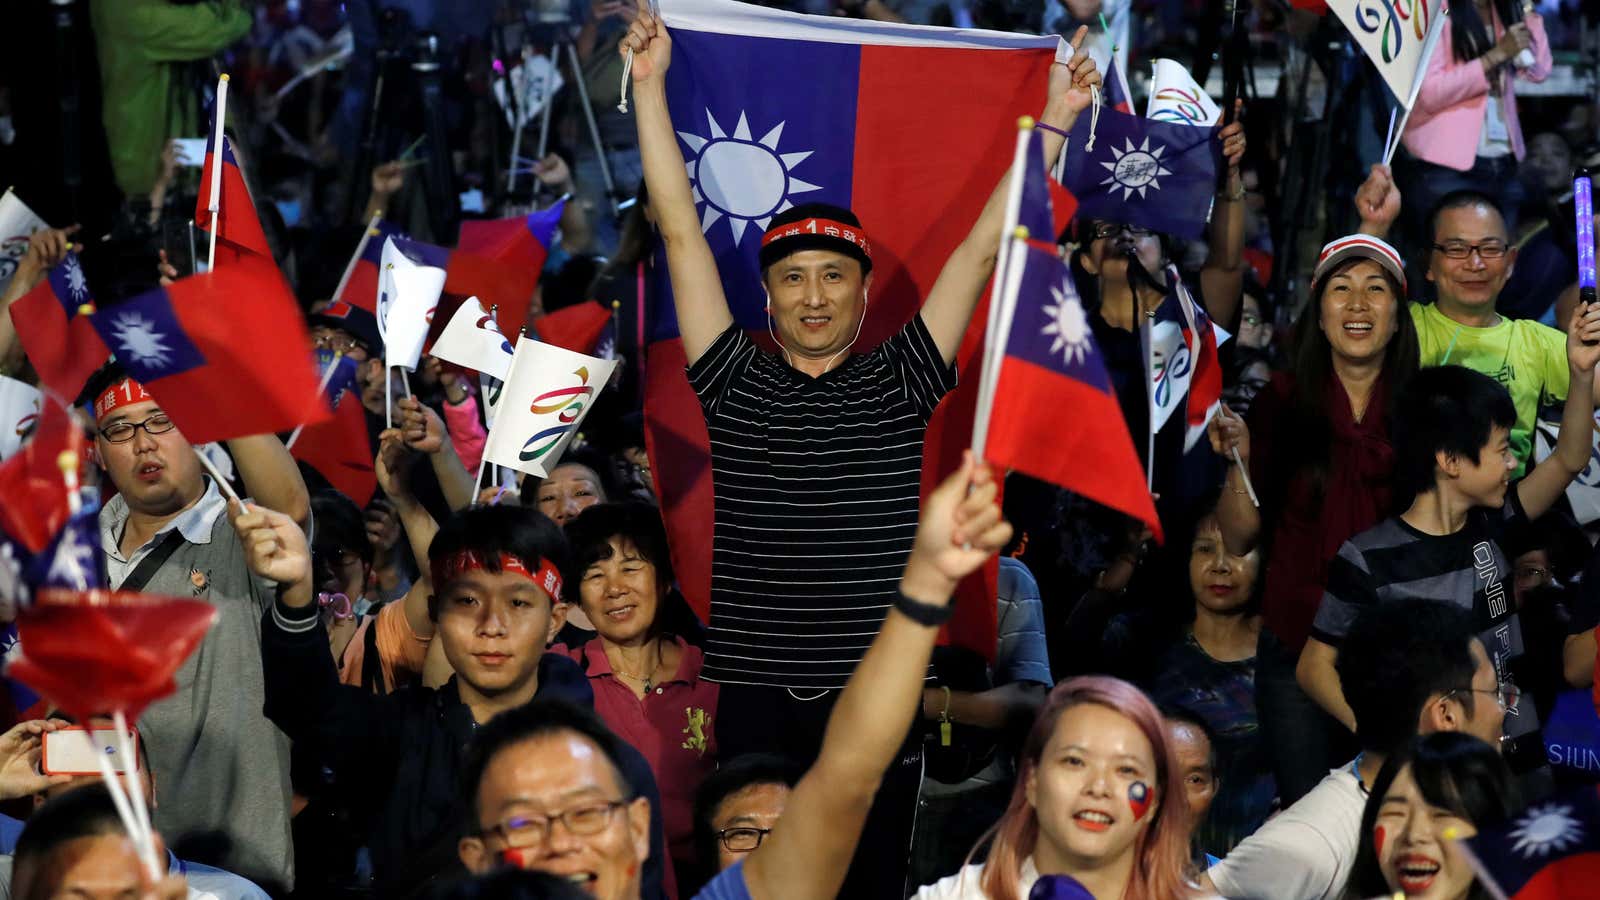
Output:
[1059, 106, 1221, 239]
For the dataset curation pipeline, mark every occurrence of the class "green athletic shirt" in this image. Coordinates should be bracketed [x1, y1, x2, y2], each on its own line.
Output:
[1411, 301, 1569, 477]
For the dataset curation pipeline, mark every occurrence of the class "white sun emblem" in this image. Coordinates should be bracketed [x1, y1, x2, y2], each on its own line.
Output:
[45, 526, 95, 591]
[1041, 278, 1091, 365]
[1100, 137, 1174, 200]
[109, 313, 174, 370]
[1509, 803, 1584, 858]
[62, 255, 88, 301]
[679, 110, 822, 244]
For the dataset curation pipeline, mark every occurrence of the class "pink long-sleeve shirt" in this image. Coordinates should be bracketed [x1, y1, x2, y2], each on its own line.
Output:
[441, 391, 487, 473]
[1401, 12, 1552, 172]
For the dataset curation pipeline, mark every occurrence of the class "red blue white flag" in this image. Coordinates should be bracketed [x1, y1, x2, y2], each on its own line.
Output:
[9, 251, 110, 402]
[87, 266, 327, 444]
[644, 0, 1063, 653]
[447, 202, 565, 337]
[336, 217, 407, 313]
[194, 129, 271, 263]
[1461, 785, 1600, 899]
[1174, 267, 1223, 452]
[979, 128, 1158, 540]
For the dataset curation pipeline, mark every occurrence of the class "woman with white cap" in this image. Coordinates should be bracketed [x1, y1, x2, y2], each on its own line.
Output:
[1207, 234, 1419, 802]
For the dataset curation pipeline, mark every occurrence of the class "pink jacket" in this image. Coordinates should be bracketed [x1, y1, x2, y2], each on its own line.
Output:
[1401, 12, 1551, 172]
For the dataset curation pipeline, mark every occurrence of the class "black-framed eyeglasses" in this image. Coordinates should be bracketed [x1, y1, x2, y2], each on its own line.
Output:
[1432, 240, 1508, 260]
[1445, 682, 1521, 713]
[479, 800, 631, 849]
[99, 414, 177, 443]
[311, 330, 370, 359]
[716, 826, 773, 853]
[1091, 222, 1155, 240]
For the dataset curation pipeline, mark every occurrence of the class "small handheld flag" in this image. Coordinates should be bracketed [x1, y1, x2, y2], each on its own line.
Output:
[431, 297, 515, 381]
[1059, 106, 1221, 240]
[378, 237, 449, 372]
[0, 189, 48, 297]
[1460, 785, 1600, 899]
[481, 337, 616, 479]
[1147, 59, 1221, 126]
[195, 75, 271, 266]
[9, 250, 110, 401]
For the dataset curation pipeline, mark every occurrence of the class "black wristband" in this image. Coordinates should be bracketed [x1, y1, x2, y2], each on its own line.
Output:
[893, 590, 955, 627]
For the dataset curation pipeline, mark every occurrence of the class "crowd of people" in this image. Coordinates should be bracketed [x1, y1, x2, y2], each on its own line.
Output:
[0, 0, 1597, 898]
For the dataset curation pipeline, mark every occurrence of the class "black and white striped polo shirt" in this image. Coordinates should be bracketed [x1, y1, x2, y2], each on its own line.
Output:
[688, 316, 956, 689]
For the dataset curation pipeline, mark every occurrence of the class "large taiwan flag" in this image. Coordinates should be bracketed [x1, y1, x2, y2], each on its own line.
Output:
[645, 0, 1064, 657]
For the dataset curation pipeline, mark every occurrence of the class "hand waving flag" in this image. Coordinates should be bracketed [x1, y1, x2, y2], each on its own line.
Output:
[10, 250, 111, 401]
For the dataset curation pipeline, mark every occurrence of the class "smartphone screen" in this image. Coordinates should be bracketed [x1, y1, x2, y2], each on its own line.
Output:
[173, 138, 208, 168]
[42, 727, 140, 776]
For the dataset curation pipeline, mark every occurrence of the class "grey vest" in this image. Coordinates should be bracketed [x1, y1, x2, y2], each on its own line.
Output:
[133, 513, 294, 890]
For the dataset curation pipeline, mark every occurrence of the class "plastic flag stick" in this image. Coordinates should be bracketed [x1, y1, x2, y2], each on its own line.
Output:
[285, 352, 344, 451]
[206, 75, 229, 272]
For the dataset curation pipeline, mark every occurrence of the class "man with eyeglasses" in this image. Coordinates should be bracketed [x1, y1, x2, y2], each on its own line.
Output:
[1355, 175, 1600, 475]
[1203, 599, 1512, 900]
[81, 362, 310, 892]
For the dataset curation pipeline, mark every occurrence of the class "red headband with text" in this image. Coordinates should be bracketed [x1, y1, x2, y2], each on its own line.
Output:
[94, 378, 151, 421]
[433, 551, 563, 599]
[761, 218, 872, 259]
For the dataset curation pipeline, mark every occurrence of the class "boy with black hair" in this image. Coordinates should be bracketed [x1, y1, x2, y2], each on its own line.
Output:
[1205, 599, 1500, 900]
[244, 501, 674, 899]
[1298, 334, 1600, 785]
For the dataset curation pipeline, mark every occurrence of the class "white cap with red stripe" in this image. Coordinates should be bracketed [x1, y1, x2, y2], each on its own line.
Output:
[1313, 234, 1407, 294]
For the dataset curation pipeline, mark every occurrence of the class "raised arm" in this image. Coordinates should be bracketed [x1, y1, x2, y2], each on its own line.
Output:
[395, 396, 476, 512]
[623, 0, 734, 366]
[376, 430, 440, 640]
[1208, 404, 1260, 556]
[0, 226, 78, 375]
[228, 434, 311, 533]
[1518, 303, 1600, 519]
[236, 500, 402, 766]
[743, 452, 1011, 900]
[1354, 163, 1401, 240]
[1198, 106, 1247, 328]
[919, 27, 1099, 366]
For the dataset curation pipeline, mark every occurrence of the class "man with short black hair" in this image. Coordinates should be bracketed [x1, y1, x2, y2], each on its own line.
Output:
[1204, 598, 1503, 900]
[1354, 174, 1600, 474]
[11, 784, 187, 900]
[82, 361, 309, 891]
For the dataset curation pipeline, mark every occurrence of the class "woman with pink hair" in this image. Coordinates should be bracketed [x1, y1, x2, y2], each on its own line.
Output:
[913, 676, 1211, 900]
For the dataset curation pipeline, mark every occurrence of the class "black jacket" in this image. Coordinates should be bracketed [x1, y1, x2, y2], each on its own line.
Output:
[261, 601, 670, 899]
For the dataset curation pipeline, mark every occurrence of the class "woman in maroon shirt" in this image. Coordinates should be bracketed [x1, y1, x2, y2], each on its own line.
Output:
[1210, 234, 1418, 799]
[555, 503, 719, 893]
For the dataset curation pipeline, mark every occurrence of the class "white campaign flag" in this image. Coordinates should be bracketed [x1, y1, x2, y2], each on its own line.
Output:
[0, 189, 48, 297]
[378, 236, 447, 371]
[1327, 0, 1449, 106]
[0, 376, 41, 461]
[483, 337, 616, 478]
[481, 372, 505, 429]
[1147, 58, 1221, 126]
[431, 296, 515, 381]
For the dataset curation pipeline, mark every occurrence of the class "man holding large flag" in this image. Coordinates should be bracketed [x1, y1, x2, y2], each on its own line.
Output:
[625, 2, 1097, 892]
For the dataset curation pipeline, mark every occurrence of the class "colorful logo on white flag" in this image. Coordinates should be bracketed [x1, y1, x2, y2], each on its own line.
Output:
[431, 297, 515, 381]
[1147, 59, 1221, 126]
[1327, 0, 1447, 106]
[378, 237, 446, 371]
[0, 376, 41, 461]
[482, 338, 616, 478]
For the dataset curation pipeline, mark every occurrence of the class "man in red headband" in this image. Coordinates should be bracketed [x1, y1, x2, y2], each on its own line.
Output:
[82, 361, 310, 892]
[623, 4, 1101, 894]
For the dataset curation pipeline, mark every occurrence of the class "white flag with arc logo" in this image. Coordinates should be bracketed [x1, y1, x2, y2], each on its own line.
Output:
[431, 296, 515, 381]
[378, 236, 447, 372]
[0, 375, 41, 461]
[482, 337, 616, 478]
[1147, 59, 1221, 127]
[1327, 0, 1449, 107]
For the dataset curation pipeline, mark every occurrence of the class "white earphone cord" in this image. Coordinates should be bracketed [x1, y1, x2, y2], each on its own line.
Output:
[766, 288, 870, 375]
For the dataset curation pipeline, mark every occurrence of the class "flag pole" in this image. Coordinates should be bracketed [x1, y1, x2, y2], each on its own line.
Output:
[974, 119, 1036, 459]
[194, 447, 245, 507]
[1140, 314, 1156, 493]
[1382, 6, 1448, 166]
[384, 367, 393, 430]
[332, 212, 381, 302]
[285, 352, 344, 451]
[206, 74, 229, 272]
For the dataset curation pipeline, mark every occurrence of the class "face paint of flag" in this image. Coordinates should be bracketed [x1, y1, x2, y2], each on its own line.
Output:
[1128, 780, 1151, 821]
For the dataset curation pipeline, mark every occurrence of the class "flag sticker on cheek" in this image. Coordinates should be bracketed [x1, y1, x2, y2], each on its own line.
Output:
[1128, 781, 1151, 821]
[1374, 824, 1386, 859]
